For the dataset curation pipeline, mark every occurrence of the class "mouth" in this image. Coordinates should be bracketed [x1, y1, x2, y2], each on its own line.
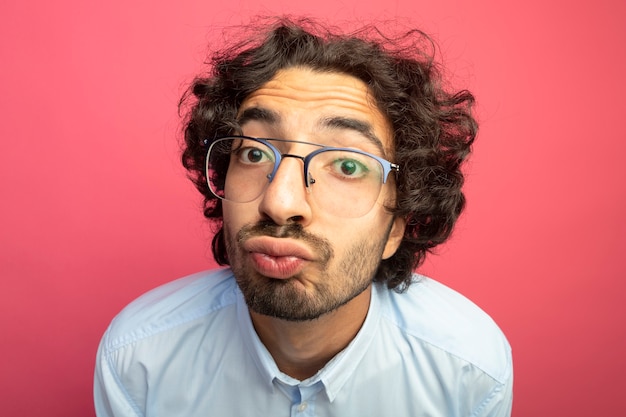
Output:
[242, 236, 315, 279]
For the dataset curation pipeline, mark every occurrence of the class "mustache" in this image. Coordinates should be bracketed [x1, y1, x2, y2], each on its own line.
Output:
[236, 220, 334, 262]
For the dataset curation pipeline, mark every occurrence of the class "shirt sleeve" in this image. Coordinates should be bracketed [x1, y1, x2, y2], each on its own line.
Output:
[472, 367, 514, 417]
[93, 331, 142, 417]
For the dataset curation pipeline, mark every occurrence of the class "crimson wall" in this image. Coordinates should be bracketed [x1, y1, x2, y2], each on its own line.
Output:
[1, 0, 625, 415]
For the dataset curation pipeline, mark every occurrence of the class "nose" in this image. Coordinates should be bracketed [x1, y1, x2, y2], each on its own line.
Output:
[258, 156, 312, 226]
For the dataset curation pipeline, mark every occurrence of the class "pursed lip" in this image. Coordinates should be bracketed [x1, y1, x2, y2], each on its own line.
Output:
[242, 236, 316, 279]
[242, 236, 316, 260]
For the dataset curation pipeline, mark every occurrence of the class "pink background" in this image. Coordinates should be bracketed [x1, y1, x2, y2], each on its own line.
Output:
[1, 0, 625, 415]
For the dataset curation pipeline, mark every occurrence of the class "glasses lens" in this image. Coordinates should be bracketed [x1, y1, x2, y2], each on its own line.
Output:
[206, 137, 276, 202]
[308, 149, 385, 217]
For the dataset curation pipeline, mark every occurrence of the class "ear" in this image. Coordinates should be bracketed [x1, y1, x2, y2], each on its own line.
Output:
[382, 216, 406, 259]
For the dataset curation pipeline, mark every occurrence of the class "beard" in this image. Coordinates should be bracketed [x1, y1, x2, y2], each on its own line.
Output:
[225, 220, 389, 321]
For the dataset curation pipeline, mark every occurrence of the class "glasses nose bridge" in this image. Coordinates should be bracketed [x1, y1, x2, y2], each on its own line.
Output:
[272, 153, 314, 187]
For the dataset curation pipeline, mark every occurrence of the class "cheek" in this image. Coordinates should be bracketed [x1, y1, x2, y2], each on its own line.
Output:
[222, 201, 256, 228]
[325, 212, 394, 247]
[221, 207, 246, 246]
[221, 202, 234, 224]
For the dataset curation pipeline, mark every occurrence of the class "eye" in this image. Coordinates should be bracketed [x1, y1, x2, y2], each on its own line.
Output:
[238, 147, 273, 164]
[331, 158, 369, 178]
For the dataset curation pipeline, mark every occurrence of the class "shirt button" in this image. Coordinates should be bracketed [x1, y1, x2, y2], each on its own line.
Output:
[297, 402, 308, 412]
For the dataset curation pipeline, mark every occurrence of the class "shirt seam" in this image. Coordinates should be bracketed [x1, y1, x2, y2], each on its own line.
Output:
[469, 379, 506, 417]
[104, 288, 238, 354]
[102, 328, 145, 417]
[380, 314, 512, 384]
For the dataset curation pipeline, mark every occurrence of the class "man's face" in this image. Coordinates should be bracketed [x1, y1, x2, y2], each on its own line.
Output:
[222, 67, 405, 321]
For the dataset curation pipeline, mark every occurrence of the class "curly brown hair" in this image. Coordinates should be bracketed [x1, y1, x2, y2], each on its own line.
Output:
[180, 18, 477, 291]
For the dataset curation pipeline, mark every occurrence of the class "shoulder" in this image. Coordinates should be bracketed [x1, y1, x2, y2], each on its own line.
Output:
[100, 268, 238, 353]
[379, 274, 512, 384]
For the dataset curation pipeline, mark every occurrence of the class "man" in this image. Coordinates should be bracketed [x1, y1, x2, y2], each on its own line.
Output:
[95, 18, 512, 416]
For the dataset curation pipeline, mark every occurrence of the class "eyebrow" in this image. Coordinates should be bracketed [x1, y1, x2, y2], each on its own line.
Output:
[237, 106, 386, 155]
[321, 116, 386, 155]
[237, 107, 281, 126]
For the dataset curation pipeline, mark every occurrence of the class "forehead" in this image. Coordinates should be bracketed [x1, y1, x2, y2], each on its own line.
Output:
[238, 67, 393, 153]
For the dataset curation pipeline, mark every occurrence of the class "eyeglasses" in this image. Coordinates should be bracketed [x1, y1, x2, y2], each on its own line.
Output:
[204, 136, 399, 218]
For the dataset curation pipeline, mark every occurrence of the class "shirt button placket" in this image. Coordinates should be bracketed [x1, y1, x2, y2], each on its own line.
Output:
[297, 402, 308, 412]
[291, 399, 314, 416]
[291, 383, 320, 416]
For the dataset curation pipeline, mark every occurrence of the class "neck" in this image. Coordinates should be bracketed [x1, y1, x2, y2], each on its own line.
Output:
[250, 285, 372, 380]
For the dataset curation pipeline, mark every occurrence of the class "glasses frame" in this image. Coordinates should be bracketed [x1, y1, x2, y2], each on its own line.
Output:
[204, 136, 399, 195]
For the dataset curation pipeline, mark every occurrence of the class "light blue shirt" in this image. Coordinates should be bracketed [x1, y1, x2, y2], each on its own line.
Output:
[94, 269, 512, 416]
